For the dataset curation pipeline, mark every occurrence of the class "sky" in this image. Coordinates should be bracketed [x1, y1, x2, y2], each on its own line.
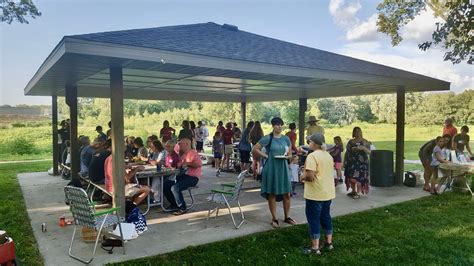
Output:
[0, 0, 472, 106]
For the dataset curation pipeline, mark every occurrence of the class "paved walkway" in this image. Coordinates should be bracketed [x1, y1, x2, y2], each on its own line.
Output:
[18, 166, 428, 266]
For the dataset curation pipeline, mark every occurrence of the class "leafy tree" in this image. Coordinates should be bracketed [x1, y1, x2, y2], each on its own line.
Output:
[317, 98, 355, 126]
[377, 0, 473, 64]
[0, 0, 41, 24]
[351, 96, 377, 122]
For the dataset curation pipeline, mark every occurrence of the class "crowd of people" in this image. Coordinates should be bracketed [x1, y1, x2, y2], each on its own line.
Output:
[418, 118, 472, 195]
[57, 115, 470, 254]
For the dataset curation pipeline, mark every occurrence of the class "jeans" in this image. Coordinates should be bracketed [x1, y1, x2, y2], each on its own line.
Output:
[305, 199, 333, 239]
[163, 174, 198, 210]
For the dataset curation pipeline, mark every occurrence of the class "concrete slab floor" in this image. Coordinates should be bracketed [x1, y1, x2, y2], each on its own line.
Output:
[18, 166, 428, 266]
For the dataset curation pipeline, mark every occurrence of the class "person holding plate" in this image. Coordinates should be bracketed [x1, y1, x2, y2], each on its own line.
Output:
[252, 117, 296, 228]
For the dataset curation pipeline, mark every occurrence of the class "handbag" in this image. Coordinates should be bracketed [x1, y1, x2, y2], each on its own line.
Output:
[403, 172, 417, 187]
[126, 207, 147, 234]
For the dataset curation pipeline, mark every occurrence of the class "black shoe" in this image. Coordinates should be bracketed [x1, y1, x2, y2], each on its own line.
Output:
[173, 209, 188, 216]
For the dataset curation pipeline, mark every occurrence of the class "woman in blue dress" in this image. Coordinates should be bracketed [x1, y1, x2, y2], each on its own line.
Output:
[252, 117, 297, 228]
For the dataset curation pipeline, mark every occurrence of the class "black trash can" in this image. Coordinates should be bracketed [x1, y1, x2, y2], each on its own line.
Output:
[370, 150, 394, 187]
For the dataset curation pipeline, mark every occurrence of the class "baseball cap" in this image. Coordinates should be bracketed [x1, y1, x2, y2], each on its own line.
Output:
[309, 133, 325, 145]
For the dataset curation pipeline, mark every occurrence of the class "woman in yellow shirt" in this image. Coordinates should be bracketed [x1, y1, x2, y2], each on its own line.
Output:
[300, 133, 336, 255]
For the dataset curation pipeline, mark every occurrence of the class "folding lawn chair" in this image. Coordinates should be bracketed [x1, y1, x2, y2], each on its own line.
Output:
[206, 170, 247, 229]
[64, 186, 125, 264]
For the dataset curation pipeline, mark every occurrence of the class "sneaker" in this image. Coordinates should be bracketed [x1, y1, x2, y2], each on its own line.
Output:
[322, 242, 334, 250]
[303, 246, 321, 255]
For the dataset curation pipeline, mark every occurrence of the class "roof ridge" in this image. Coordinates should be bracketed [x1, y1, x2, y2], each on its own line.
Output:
[66, 22, 218, 38]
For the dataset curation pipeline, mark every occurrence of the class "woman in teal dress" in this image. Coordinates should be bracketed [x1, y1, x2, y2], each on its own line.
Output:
[252, 117, 297, 228]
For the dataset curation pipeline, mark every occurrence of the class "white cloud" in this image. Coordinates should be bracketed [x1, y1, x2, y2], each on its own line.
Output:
[346, 14, 379, 42]
[338, 42, 473, 93]
[402, 9, 443, 43]
[329, 0, 361, 28]
[328, 0, 380, 42]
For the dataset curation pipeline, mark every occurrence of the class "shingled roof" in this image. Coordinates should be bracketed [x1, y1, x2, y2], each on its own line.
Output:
[25, 22, 449, 102]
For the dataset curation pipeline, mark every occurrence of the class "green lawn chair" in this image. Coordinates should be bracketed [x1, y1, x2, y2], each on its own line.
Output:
[206, 170, 247, 229]
[64, 186, 126, 264]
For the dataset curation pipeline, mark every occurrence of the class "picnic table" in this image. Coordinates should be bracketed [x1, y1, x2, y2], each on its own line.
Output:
[135, 166, 180, 215]
[439, 162, 474, 197]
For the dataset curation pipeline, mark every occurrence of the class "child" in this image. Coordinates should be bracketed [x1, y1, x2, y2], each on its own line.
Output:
[289, 155, 300, 196]
[212, 131, 224, 176]
[430, 136, 449, 194]
[327, 136, 344, 185]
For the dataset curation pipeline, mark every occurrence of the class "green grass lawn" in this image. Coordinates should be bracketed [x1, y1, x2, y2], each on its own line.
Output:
[0, 161, 50, 265]
[111, 193, 474, 265]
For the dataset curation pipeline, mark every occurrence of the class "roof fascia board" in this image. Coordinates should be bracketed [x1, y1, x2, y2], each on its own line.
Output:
[24, 40, 67, 95]
[64, 38, 449, 91]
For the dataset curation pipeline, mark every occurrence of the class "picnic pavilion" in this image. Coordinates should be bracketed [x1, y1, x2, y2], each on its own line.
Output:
[24, 22, 450, 215]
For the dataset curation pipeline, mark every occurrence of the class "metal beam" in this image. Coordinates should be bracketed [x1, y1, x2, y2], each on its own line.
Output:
[298, 98, 307, 146]
[65, 85, 80, 182]
[52, 95, 59, 175]
[110, 66, 126, 216]
[395, 87, 406, 185]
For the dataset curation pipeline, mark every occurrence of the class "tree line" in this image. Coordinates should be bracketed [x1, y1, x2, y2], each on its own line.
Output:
[53, 90, 472, 127]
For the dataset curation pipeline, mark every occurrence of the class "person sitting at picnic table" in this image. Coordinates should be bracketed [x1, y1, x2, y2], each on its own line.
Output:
[300, 133, 335, 254]
[252, 117, 296, 228]
[79, 136, 96, 177]
[164, 140, 180, 168]
[442, 117, 457, 138]
[453, 125, 472, 156]
[133, 137, 148, 160]
[430, 136, 450, 195]
[146, 135, 158, 159]
[148, 139, 167, 202]
[104, 153, 150, 205]
[163, 138, 202, 215]
[88, 139, 112, 184]
[125, 136, 136, 159]
[160, 120, 176, 143]
[96, 125, 107, 142]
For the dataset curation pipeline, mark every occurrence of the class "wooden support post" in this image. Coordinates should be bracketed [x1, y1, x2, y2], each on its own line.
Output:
[110, 66, 126, 216]
[65, 85, 80, 182]
[241, 102, 247, 129]
[298, 98, 307, 146]
[52, 95, 59, 175]
[395, 87, 406, 185]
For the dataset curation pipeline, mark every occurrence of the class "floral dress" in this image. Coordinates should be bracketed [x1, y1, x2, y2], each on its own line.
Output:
[344, 139, 370, 194]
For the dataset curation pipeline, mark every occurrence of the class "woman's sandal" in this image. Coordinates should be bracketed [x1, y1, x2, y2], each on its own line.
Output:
[346, 191, 356, 197]
[283, 217, 297, 225]
[303, 246, 321, 255]
[351, 194, 360, 199]
[423, 187, 430, 192]
[271, 219, 280, 228]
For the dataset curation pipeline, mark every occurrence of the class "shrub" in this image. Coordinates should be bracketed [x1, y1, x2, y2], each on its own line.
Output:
[8, 137, 37, 155]
[11, 123, 26, 128]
